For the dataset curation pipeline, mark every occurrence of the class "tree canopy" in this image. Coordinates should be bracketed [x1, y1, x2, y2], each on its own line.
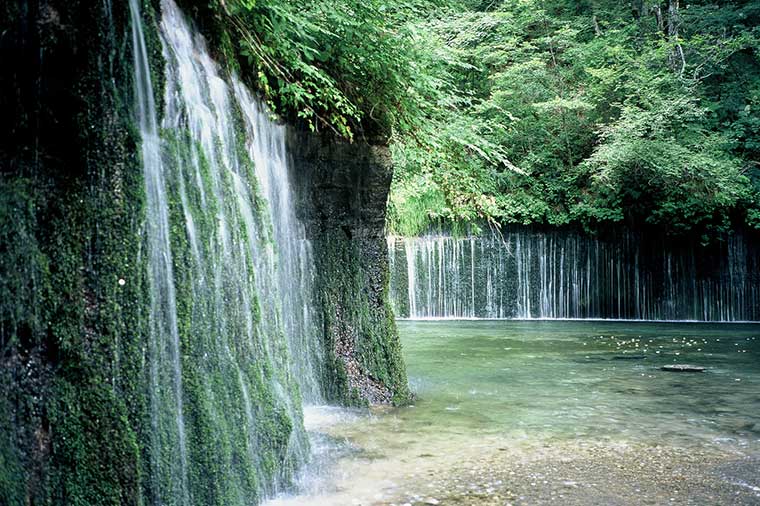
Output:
[185, 0, 760, 238]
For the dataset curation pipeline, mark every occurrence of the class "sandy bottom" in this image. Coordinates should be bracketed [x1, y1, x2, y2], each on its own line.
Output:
[268, 413, 760, 506]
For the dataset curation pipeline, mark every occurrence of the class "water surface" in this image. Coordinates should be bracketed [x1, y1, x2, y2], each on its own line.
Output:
[270, 320, 760, 505]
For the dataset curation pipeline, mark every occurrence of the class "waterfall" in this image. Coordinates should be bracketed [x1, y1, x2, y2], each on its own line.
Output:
[389, 229, 760, 322]
[130, 0, 324, 503]
[231, 82, 323, 404]
[129, 0, 190, 502]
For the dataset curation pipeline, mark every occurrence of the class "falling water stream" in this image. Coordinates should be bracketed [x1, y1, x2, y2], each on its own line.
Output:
[129, 0, 190, 502]
[389, 231, 760, 321]
[131, 0, 326, 503]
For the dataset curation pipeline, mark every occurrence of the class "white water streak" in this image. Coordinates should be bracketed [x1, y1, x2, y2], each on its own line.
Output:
[389, 232, 759, 322]
[129, 0, 189, 503]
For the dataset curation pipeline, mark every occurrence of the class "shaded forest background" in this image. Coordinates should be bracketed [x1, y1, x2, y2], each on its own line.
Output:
[183, 0, 760, 240]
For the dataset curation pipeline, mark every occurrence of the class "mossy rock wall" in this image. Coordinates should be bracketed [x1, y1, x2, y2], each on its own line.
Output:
[0, 2, 411, 504]
[0, 1, 148, 504]
[287, 130, 410, 405]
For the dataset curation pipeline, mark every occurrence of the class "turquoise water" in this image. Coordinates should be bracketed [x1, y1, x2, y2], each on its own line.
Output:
[399, 320, 760, 449]
[399, 321, 760, 447]
[269, 321, 760, 505]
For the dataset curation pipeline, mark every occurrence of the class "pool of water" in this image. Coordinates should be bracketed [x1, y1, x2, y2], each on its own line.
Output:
[268, 320, 760, 505]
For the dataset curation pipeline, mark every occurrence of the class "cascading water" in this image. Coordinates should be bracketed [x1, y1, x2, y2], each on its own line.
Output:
[232, 82, 323, 404]
[130, 0, 325, 503]
[389, 229, 760, 322]
[129, 0, 189, 503]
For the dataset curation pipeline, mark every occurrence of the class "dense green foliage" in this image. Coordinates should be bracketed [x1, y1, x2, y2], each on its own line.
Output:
[200, 0, 760, 237]
[387, 0, 760, 237]
[180, 0, 437, 140]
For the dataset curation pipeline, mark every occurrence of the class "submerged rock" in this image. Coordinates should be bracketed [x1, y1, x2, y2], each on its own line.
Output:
[661, 364, 705, 372]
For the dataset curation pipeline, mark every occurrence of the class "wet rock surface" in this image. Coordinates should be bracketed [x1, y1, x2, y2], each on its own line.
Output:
[287, 130, 409, 404]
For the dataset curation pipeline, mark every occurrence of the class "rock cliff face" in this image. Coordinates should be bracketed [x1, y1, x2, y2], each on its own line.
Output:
[1, 1, 147, 504]
[0, 2, 409, 505]
[287, 130, 410, 405]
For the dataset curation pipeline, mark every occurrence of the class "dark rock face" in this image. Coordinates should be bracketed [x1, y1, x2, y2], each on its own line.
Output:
[1, 1, 148, 504]
[287, 129, 410, 405]
[288, 131, 392, 237]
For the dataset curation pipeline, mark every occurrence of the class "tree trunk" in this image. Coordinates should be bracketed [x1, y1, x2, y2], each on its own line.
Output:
[667, 0, 679, 38]
[653, 4, 665, 34]
[667, 0, 686, 74]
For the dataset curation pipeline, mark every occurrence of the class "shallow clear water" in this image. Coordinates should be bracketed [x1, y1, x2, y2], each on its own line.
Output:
[268, 321, 760, 505]
[398, 320, 760, 447]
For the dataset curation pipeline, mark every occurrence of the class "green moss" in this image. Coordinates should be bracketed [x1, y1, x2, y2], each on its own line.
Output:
[48, 379, 141, 506]
[139, 0, 167, 121]
[0, 178, 51, 353]
[1, 0, 151, 503]
[314, 230, 410, 406]
[0, 384, 25, 506]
